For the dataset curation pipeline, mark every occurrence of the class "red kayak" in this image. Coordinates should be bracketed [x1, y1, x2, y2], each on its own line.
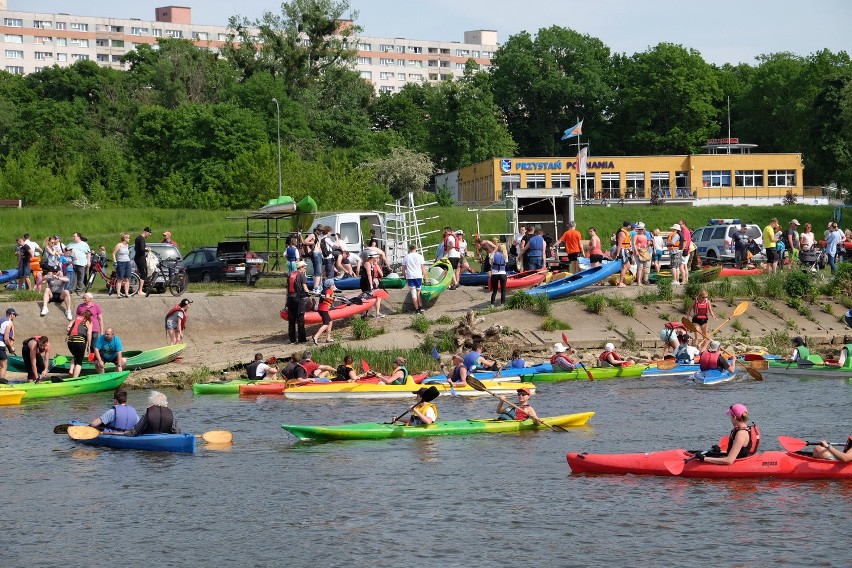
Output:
[488, 269, 546, 290]
[280, 289, 389, 324]
[240, 371, 429, 395]
[566, 448, 852, 479]
[719, 266, 765, 277]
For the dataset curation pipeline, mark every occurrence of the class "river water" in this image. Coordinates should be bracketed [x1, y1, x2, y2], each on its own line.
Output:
[2, 371, 850, 567]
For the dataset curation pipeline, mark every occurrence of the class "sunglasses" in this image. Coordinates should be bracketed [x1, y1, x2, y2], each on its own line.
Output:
[517, 392, 529, 396]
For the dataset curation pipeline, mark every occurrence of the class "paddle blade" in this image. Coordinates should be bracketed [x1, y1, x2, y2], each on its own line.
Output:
[201, 430, 233, 444]
[732, 301, 749, 317]
[681, 317, 698, 334]
[53, 423, 72, 434]
[67, 425, 101, 440]
[422, 385, 441, 402]
[578, 362, 594, 381]
[664, 459, 686, 475]
[561, 332, 569, 345]
[743, 353, 766, 361]
[54, 355, 68, 365]
[749, 360, 769, 370]
[777, 436, 807, 453]
[656, 360, 678, 370]
[360, 359, 370, 373]
[466, 376, 488, 392]
[745, 366, 763, 381]
[431, 346, 440, 361]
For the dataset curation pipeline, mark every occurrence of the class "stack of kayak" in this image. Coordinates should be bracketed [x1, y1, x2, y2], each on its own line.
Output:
[0, 371, 129, 400]
[281, 411, 595, 441]
[6, 344, 185, 375]
[280, 289, 389, 323]
[526, 261, 622, 300]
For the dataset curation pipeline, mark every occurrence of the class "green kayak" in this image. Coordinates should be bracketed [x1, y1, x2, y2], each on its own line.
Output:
[193, 379, 251, 395]
[421, 259, 454, 302]
[380, 274, 406, 289]
[530, 364, 647, 382]
[0, 371, 129, 399]
[281, 411, 595, 441]
[6, 344, 185, 375]
[649, 265, 721, 284]
[767, 356, 851, 375]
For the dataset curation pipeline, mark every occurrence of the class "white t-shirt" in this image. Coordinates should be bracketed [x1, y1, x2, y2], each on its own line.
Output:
[653, 235, 665, 252]
[24, 239, 41, 257]
[0, 319, 12, 348]
[403, 252, 426, 279]
[458, 239, 467, 257]
[445, 235, 460, 258]
[255, 362, 272, 378]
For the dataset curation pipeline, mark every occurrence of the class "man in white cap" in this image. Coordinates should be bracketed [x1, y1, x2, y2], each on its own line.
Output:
[550, 342, 577, 371]
[785, 219, 800, 269]
[666, 223, 683, 285]
[699, 340, 733, 373]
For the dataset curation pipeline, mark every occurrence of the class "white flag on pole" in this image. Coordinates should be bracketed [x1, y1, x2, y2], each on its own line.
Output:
[578, 147, 588, 176]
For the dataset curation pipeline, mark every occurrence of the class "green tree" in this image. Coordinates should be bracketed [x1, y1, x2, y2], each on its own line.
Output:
[360, 146, 433, 199]
[490, 26, 614, 156]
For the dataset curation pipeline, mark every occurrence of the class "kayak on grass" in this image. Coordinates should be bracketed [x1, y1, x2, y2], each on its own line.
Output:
[333, 274, 406, 290]
[281, 377, 534, 399]
[526, 261, 623, 301]
[719, 266, 765, 277]
[280, 289, 389, 324]
[487, 269, 547, 290]
[6, 344, 186, 375]
[0, 371, 129, 399]
[0, 389, 25, 405]
[66, 420, 196, 453]
[566, 448, 852, 479]
[282, 411, 595, 441]
[421, 259, 454, 303]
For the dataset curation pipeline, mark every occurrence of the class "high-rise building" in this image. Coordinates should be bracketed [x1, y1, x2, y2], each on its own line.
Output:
[0, 3, 497, 92]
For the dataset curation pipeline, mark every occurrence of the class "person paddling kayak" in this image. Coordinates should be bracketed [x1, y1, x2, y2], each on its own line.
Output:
[90, 388, 138, 433]
[699, 341, 733, 372]
[124, 390, 179, 436]
[812, 437, 852, 461]
[693, 404, 759, 465]
[496, 387, 539, 421]
[405, 387, 438, 426]
[598, 343, 628, 367]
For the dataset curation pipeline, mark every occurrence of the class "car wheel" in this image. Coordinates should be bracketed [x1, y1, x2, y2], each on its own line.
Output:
[202, 272, 212, 284]
[706, 250, 717, 259]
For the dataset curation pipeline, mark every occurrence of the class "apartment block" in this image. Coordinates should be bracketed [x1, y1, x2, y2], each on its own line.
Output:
[0, 2, 497, 91]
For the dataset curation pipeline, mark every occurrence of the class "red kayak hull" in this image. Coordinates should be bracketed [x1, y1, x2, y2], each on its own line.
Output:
[719, 267, 764, 277]
[488, 269, 547, 290]
[240, 372, 428, 395]
[566, 449, 852, 479]
[280, 289, 389, 324]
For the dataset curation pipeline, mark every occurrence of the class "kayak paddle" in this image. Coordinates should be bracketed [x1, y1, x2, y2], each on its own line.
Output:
[664, 452, 703, 475]
[562, 332, 593, 381]
[655, 360, 679, 370]
[431, 347, 458, 396]
[388, 385, 440, 424]
[67, 425, 233, 444]
[744, 365, 763, 381]
[465, 376, 568, 432]
[776, 436, 845, 453]
[709, 301, 749, 336]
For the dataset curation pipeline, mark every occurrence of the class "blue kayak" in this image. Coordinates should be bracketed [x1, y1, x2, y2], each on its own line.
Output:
[526, 261, 622, 300]
[643, 362, 699, 378]
[691, 368, 736, 385]
[422, 362, 553, 383]
[68, 421, 196, 453]
[459, 272, 490, 286]
[0, 268, 20, 284]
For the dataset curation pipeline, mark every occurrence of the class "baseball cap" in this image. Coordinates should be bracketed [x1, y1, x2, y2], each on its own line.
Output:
[412, 387, 431, 396]
[517, 387, 532, 395]
[790, 219, 800, 226]
[143, 227, 152, 233]
[456, 230, 464, 235]
[708, 340, 721, 352]
[179, 299, 193, 307]
[163, 231, 171, 237]
[5, 308, 18, 316]
[671, 224, 681, 231]
[740, 223, 748, 228]
[726, 403, 748, 418]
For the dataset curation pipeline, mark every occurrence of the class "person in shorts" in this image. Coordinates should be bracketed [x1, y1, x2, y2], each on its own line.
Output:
[312, 279, 335, 345]
[41, 270, 72, 318]
[402, 244, 428, 314]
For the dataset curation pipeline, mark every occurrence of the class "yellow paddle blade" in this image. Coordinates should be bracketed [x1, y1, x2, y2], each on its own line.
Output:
[656, 360, 678, 370]
[745, 366, 763, 381]
[67, 425, 101, 440]
[200, 430, 233, 444]
[749, 360, 769, 370]
[731, 301, 749, 317]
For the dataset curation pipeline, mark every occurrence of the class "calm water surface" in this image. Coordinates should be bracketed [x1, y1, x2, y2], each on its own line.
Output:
[2, 371, 851, 567]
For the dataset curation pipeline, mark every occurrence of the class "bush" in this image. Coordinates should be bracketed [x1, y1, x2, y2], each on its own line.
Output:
[540, 316, 570, 332]
[410, 314, 430, 334]
[351, 317, 385, 340]
[783, 270, 813, 299]
[831, 263, 852, 296]
[656, 278, 673, 301]
[608, 297, 635, 317]
[579, 294, 608, 314]
[762, 272, 786, 299]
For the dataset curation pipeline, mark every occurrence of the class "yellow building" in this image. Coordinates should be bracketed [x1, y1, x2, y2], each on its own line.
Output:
[457, 149, 803, 205]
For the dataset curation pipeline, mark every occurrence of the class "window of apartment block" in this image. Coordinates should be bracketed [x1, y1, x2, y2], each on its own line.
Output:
[551, 174, 571, 188]
[409, 46, 422, 53]
[472, 50, 480, 57]
[132, 27, 149, 35]
[379, 85, 394, 93]
[57, 53, 67, 61]
[379, 44, 393, 52]
[71, 54, 90, 61]
[70, 38, 89, 47]
[397, 72, 405, 80]
[33, 20, 53, 29]
[357, 56, 371, 64]
[112, 39, 124, 47]
[5, 50, 24, 59]
[4, 18, 23, 27]
[35, 66, 44, 72]
[165, 30, 183, 38]
[110, 26, 123, 33]
[395, 45, 405, 53]
[379, 57, 393, 65]
[735, 170, 764, 187]
[96, 39, 108, 47]
[5, 66, 24, 74]
[408, 73, 423, 80]
[379, 71, 393, 80]
[526, 173, 546, 189]
[70, 23, 89, 32]
[456, 49, 469, 57]
[396, 59, 405, 66]
[34, 36, 52, 44]
[97, 54, 109, 62]
[57, 38, 67, 46]
[153, 29, 162, 37]
[427, 47, 438, 54]
[4, 35, 24, 44]
[358, 42, 371, 50]
[55, 22, 66, 30]
[359, 70, 372, 79]
[702, 170, 731, 187]
[440, 74, 452, 80]
[455, 63, 465, 70]
[34, 51, 52, 60]
[428, 60, 438, 67]
[192, 31, 209, 40]
[218, 33, 229, 41]
[408, 60, 422, 67]
[112, 55, 122, 62]
[440, 48, 449, 54]
[767, 170, 795, 186]
[428, 73, 438, 80]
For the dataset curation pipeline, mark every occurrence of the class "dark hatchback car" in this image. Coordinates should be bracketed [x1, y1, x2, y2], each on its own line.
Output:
[183, 242, 262, 285]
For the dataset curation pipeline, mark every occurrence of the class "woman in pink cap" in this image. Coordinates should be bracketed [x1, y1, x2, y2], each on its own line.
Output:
[695, 403, 758, 465]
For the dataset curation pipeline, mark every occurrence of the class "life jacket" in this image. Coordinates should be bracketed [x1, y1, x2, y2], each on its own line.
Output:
[794, 345, 810, 361]
[666, 231, 680, 250]
[515, 404, 532, 421]
[68, 317, 88, 342]
[246, 360, 263, 380]
[288, 272, 298, 294]
[598, 350, 623, 366]
[143, 405, 175, 434]
[491, 251, 506, 272]
[391, 365, 408, 385]
[110, 404, 138, 431]
[410, 401, 438, 426]
[674, 344, 693, 364]
[661, 321, 686, 342]
[551, 354, 575, 370]
[318, 289, 334, 311]
[443, 234, 458, 253]
[335, 364, 354, 381]
[693, 299, 710, 319]
[699, 350, 721, 371]
[618, 228, 631, 250]
[165, 305, 188, 330]
[320, 236, 334, 259]
[728, 423, 760, 458]
[285, 246, 299, 262]
[450, 365, 465, 382]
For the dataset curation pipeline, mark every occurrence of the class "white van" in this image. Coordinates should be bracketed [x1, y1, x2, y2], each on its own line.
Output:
[313, 212, 385, 256]
[690, 219, 764, 263]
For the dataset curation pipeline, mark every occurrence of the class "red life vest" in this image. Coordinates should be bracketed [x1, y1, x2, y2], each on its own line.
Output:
[728, 423, 760, 458]
[318, 289, 333, 312]
[599, 351, 623, 363]
[288, 272, 298, 294]
[699, 350, 721, 371]
[165, 305, 188, 330]
[693, 298, 710, 318]
[515, 404, 531, 421]
[68, 316, 88, 337]
[443, 234, 458, 252]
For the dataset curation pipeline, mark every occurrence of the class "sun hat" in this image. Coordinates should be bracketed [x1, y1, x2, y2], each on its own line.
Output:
[412, 387, 431, 397]
[517, 387, 532, 395]
[163, 231, 171, 237]
[790, 219, 800, 226]
[726, 403, 748, 418]
[635, 222, 645, 230]
[670, 224, 681, 231]
[455, 230, 464, 235]
[708, 340, 721, 352]
[552, 342, 568, 353]
[296, 260, 307, 268]
[604, 342, 615, 352]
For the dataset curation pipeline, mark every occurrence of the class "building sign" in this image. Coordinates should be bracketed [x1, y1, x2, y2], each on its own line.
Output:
[510, 160, 615, 171]
[500, 159, 512, 173]
[707, 138, 739, 144]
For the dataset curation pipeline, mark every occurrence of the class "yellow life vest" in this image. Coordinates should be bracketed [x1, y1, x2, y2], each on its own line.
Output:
[412, 402, 438, 424]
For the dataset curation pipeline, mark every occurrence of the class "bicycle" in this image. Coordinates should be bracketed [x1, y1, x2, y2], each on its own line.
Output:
[143, 252, 188, 297]
[84, 259, 141, 296]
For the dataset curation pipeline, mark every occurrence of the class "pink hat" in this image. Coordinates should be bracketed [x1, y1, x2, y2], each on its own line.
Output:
[726, 403, 748, 418]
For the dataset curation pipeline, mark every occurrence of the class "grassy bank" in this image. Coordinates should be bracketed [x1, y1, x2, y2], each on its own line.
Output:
[1, 204, 838, 267]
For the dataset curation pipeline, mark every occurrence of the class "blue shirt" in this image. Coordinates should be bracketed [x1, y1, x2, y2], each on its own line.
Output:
[463, 351, 481, 371]
[527, 235, 545, 257]
[94, 335, 123, 360]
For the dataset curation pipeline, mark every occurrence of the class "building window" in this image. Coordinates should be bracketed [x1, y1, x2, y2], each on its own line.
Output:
[359, 70, 372, 80]
[577, 174, 596, 199]
[112, 55, 122, 63]
[5, 50, 23, 59]
[428, 47, 439, 54]
[735, 170, 764, 187]
[409, 46, 422, 54]
[4, 18, 23, 27]
[397, 72, 405, 80]
[71, 54, 90, 61]
[600, 173, 621, 199]
[526, 174, 546, 189]
[165, 30, 183, 38]
[379, 85, 394, 93]
[472, 50, 480, 57]
[71, 39, 89, 48]
[501, 174, 521, 194]
[97, 53, 109, 62]
[96, 39, 108, 47]
[379, 71, 393, 80]
[33, 20, 53, 29]
[4, 35, 23, 44]
[456, 49, 469, 57]
[395, 45, 405, 53]
[55, 22, 66, 30]
[153, 29, 162, 37]
[408, 60, 422, 68]
[455, 63, 466, 70]
[379, 44, 393, 52]
[70, 23, 89, 32]
[218, 33, 229, 41]
[396, 59, 405, 66]
[408, 73, 423, 80]
[34, 36, 52, 44]
[551, 174, 571, 189]
[57, 53, 67, 62]
[192, 31, 209, 40]
[5, 66, 24, 75]
[379, 58, 393, 66]
[35, 67, 44, 72]
[650, 172, 670, 197]
[34, 51, 52, 60]
[358, 42, 371, 51]
[57, 38, 67, 46]
[357, 56, 372, 65]
[111, 39, 124, 48]
[110, 26, 123, 33]
[767, 170, 795, 187]
[702, 170, 731, 187]
[625, 172, 645, 198]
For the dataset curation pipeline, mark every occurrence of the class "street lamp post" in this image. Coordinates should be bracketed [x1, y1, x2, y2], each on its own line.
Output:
[271, 97, 282, 198]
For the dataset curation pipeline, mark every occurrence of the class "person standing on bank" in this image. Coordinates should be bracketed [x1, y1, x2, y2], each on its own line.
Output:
[133, 227, 151, 295]
[559, 221, 584, 275]
[165, 299, 192, 345]
[489, 242, 508, 307]
[287, 261, 310, 344]
[124, 390, 179, 436]
[402, 244, 428, 314]
[0, 308, 18, 382]
[67, 232, 91, 296]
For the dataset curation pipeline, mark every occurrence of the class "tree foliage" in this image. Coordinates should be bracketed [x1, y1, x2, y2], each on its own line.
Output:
[360, 147, 433, 199]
